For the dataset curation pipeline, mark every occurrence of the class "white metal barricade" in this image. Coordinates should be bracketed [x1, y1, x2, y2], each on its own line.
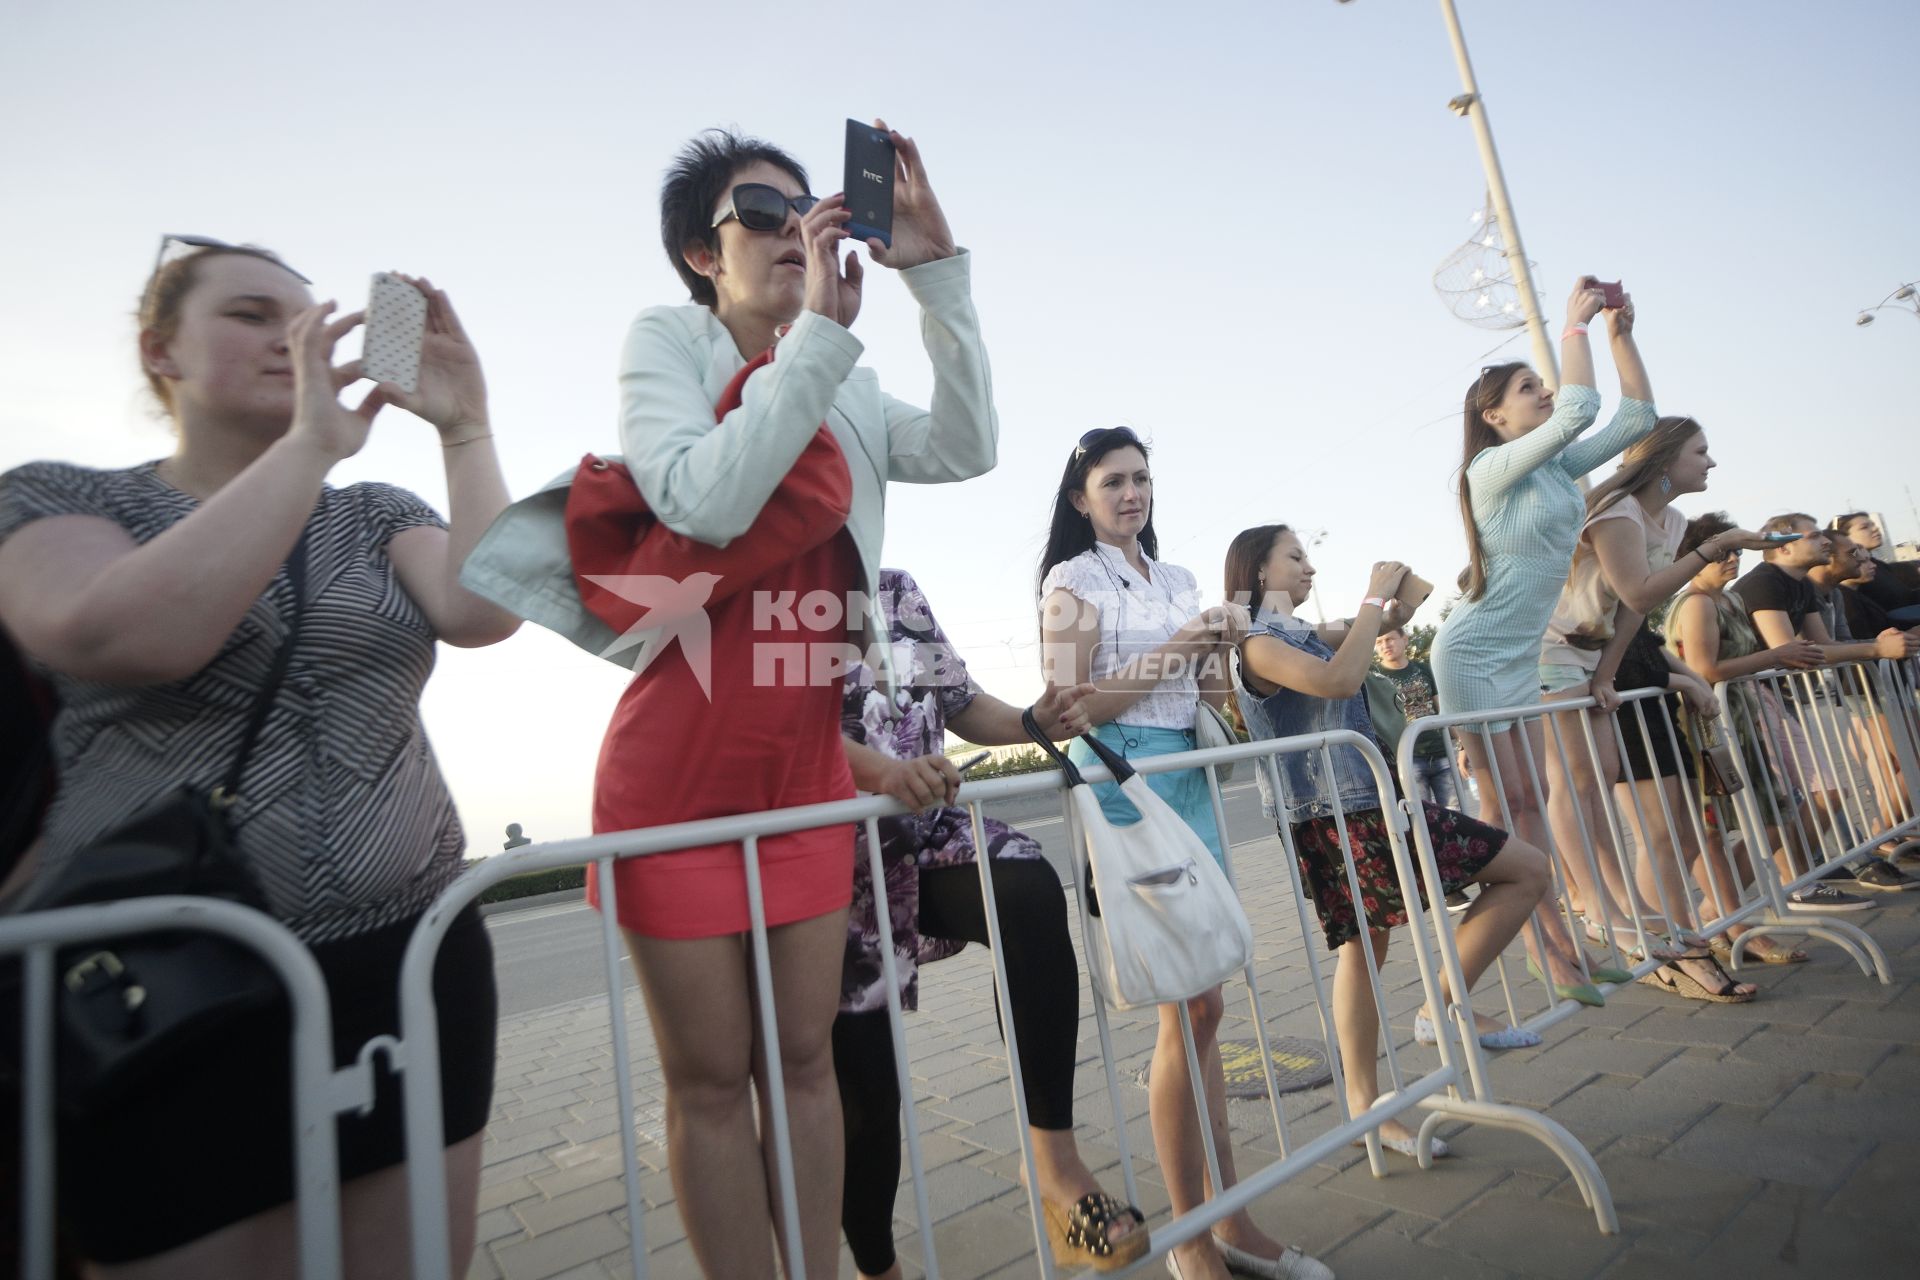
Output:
[397, 725, 1619, 1279]
[0, 896, 356, 1280]
[1392, 659, 1913, 1225]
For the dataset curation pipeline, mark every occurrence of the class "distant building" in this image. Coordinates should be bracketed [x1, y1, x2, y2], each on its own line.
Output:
[1894, 541, 1920, 563]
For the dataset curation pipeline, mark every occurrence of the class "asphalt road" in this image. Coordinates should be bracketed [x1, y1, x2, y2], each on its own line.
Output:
[485, 776, 1277, 1018]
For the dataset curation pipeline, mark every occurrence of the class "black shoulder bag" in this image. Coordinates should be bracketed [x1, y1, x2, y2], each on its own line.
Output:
[10, 531, 309, 1115]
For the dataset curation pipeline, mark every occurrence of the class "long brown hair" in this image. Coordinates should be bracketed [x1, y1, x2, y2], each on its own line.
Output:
[1583, 416, 1704, 526]
[1223, 524, 1291, 611]
[1456, 362, 1527, 601]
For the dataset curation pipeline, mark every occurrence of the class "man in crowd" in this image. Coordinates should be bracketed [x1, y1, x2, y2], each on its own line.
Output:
[1368, 627, 1459, 807]
[1736, 514, 1920, 901]
[1830, 513, 1920, 624]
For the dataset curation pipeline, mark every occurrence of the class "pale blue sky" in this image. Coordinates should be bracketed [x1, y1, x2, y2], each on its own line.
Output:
[3, 0, 1915, 850]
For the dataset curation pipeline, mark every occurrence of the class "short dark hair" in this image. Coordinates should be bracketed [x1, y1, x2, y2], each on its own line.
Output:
[1678, 511, 1736, 561]
[660, 129, 809, 308]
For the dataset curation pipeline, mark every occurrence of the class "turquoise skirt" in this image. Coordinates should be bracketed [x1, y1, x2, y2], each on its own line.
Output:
[1068, 722, 1227, 869]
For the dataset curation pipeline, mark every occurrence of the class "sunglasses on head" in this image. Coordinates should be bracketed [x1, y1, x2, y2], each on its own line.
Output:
[711, 183, 819, 232]
[153, 234, 311, 284]
[1075, 425, 1142, 458]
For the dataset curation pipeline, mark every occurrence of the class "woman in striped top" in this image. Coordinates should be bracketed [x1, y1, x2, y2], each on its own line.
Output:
[0, 240, 518, 1274]
[1429, 278, 1659, 995]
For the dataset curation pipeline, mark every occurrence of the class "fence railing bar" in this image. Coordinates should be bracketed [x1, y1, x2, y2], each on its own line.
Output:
[593, 858, 648, 1280]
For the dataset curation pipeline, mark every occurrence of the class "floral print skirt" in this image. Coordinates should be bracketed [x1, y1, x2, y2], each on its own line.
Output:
[1287, 804, 1507, 950]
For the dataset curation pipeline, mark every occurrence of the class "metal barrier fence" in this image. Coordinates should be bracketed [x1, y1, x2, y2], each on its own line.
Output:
[1393, 658, 1913, 1186]
[31, 659, 1913, 1276]
[0, 896, 360, 1280]
[395, 725, 1619, 1278]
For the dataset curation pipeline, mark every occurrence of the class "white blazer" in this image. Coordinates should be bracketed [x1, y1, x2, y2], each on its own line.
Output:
[460, 250, 997, 681]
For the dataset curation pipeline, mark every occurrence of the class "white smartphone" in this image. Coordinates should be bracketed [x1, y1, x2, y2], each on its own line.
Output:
[362, 272, 428, 393]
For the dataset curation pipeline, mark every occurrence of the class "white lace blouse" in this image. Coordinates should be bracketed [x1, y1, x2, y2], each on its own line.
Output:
[1040, 543, 1204, 731]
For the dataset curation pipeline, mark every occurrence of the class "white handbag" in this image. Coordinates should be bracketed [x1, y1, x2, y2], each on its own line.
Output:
[1192, 700, 1237, 781]
[1025, 711, 1255, 1010]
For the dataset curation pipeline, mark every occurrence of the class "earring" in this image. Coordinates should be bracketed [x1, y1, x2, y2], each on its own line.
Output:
[1659, 474, 1673, 495]
[1081, 511, 1090, 520]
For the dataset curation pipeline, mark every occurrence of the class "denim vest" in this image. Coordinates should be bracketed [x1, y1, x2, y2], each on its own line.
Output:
[1234, 612, 1391, 822]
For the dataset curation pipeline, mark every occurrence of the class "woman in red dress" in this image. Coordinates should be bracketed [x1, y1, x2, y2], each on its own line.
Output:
[591, 127, 998, 1278]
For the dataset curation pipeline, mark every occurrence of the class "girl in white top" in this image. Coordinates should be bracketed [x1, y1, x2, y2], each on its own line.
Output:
[1037, 427, 1329, 1280]
[1539, 417, 1772, 996]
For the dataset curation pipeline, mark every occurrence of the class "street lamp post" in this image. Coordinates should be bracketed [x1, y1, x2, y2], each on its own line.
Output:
[1856, 282, 1920, 329]
[1436, 0, 1561, 385]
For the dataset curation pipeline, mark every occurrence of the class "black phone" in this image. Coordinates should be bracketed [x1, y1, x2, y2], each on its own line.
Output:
[843, 119, 895, 248]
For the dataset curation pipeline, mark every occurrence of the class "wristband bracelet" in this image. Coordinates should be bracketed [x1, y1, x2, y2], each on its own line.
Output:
[1562, 324, 1589, 339]
[1361, 596, 1389, 612]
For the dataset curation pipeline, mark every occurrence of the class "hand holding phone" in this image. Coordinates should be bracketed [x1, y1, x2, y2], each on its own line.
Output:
[362, 272, 428, 393]
[1396, 572, 1434, 613]
[843, 118, 896, 248]
[1583, 277, 1626, 309]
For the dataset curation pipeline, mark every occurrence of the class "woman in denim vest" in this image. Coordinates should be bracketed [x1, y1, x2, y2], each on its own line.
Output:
[1224, 525, 1564, 1158]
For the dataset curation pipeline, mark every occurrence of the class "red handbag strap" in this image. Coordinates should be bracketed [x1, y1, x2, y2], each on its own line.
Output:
[714, 347, 776, 422]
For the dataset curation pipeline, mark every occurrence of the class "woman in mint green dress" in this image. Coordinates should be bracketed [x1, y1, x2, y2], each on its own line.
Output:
[1429, 278, 1659, 996]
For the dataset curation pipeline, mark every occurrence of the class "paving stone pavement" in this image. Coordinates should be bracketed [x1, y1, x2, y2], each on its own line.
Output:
[466, 835, 1920, 1279]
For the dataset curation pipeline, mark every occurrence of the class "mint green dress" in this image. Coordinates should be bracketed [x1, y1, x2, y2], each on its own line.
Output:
[1430, 387, 1658, 727]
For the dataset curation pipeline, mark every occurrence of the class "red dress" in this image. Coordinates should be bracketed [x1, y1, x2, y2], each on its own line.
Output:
[587, 531, 859, 938]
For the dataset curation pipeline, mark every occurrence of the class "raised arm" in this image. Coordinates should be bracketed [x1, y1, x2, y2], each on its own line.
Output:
[1240, 563, 1408, 701]
[378, 278, 519, 647]
[881, 252, 997, 485]
[1466, 384, 1603, 503]
[0, 306, 369, 685]
[618, 306, 859, 547]
[1561, 294, 1659, 478]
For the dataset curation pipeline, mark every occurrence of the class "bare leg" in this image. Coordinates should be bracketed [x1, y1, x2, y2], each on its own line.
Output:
[1460, 724, 1588, 985]
[1149, 989, 1232, 1280]
[1443, 837, 1552, 1011]
[1543, 700, 1640, 927]
[1334, 931, 1410, 1142]
[748, 908, 850, 1280]
[1619, 775, 1703, 938]
[627, 930, 777, 1279]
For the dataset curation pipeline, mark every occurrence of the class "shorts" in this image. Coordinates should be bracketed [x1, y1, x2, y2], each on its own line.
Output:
[1616, 691, 1685, 781]
[57, 905, 498, 1262]
[1539, 661, 1591, 696]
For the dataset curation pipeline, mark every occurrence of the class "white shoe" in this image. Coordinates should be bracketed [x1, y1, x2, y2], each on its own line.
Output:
[1215, 1238, 1335, 1280]
[1353, 1131, 1451, 1160]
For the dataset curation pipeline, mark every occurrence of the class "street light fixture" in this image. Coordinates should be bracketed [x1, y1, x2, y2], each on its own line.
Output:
[1856, 282, 1919, 328]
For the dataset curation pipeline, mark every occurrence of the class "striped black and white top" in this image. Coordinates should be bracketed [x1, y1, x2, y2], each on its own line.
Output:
[0, 460, 465, 944]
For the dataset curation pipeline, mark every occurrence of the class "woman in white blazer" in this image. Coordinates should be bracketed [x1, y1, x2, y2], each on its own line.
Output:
[583, 126, 994, 1280]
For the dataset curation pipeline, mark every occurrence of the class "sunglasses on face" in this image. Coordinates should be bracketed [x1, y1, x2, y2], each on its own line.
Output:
[153, 233, 312, 284]
[710, 183, 819, 232]
[1075, 425, 1143, 458]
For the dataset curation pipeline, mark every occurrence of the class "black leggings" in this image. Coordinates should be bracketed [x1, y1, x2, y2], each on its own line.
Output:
[834, 857, 1078, 1276]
